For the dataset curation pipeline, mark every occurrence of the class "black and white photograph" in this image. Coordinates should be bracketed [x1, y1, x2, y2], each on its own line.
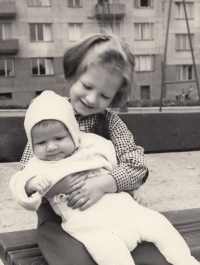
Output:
[0, 1, 200, 265]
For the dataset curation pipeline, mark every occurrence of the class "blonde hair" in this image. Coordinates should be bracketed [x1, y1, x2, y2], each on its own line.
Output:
[63, 33, 135, 107]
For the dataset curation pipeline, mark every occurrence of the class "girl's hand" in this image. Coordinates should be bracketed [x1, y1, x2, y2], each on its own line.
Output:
[127, 189, 143, 205]
[25, 175, 52, 196]
[67, 174, 117, 211]
[44, 171, 89, 198]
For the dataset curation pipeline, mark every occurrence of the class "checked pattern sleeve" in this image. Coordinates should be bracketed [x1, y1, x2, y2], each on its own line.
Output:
[20, 142, 33, 170]
[106, 110, 148, 191]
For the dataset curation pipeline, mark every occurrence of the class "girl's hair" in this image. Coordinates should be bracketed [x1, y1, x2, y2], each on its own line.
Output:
[63, 33, 135, 107]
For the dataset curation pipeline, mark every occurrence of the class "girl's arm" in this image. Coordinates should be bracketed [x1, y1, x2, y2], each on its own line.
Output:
[107, 110, 148, 192]
[20, 143, 34, 170]
[67, 111, 148, 210]
[67, 173, 117, 210]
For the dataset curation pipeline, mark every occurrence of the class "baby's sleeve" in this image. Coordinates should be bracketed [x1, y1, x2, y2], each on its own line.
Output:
[9, 170, 42, 211]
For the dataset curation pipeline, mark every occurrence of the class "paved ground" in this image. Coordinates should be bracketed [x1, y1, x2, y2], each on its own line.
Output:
[0, 151, 200, 265]
[0, 150, 200, 233]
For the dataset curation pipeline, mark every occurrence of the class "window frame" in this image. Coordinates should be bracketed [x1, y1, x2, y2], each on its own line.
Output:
[0, 93, 12, 100]
[175, 33, 194, 51]
[140, 85, 151, 100]
[134, 22, 154, 41]
[68, 23, 82, 42]
[135, 0, 154, 8]
[29, 23, 53, 42]
[176, 64, 193, 81]
[27, 0, 51, 7]
[0, 23, 13, 40]
[175, 2, 194, 20]
[135, 55, 155, 72]
[0, 58, 15, 77]
[68, 0, 82, 8]
[0, 0, 15, 2]
[31, 58, 54, 76]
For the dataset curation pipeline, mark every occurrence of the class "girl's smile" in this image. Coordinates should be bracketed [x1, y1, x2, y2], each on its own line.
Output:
[70, 66, 122, 116]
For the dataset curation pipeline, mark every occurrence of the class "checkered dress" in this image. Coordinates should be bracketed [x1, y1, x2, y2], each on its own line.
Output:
[20, 109, 148, 191]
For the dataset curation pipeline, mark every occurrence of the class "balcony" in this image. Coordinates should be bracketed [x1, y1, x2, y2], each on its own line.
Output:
[0, 39, 19, 54]
[0, 2, 16, 18]
[95, 4, 125, 19]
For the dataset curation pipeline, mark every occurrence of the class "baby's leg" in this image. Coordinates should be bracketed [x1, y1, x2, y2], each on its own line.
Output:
[76, 230, 135, 265]
[135, 204, 199, 265]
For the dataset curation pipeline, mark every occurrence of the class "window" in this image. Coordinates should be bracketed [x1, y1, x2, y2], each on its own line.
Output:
[98, 0, 120, 3]
[99, 22, 120, 35]
[134, 23, 154, 40]
[0, 93, 12, 100]
[0, 0, 15, 2]
[135, 55, 154, 71]
[68, 0, 81, 7]
[175, 2, 194, 19]
[0, 24, 12, 40]
[135, 0, 153, 8]
[0, 59, 14, 77]
[27, 0, 51, 6]
[176, 65, 193, 81]
[68, 23, 82, 41]
[31, 58, 54, 75]
[29, 24, 52, 41]
[35, 91, 44, 96]
[175, 34, 194, 51]
[141, 86, 150, 100]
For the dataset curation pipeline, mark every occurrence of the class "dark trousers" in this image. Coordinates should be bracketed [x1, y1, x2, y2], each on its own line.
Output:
[37, 203, 171, 265]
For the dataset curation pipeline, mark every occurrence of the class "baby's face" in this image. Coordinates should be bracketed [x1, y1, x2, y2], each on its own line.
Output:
[32, 121, 75, 161]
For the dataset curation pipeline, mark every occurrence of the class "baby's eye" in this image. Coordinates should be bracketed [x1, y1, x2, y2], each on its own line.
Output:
[101, 94, 110, 99]
[37, 141, 45, 145]
[56, 137, 65, 141]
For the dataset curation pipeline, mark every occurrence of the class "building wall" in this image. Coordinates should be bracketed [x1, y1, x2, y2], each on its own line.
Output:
[0, 0, 200, 106]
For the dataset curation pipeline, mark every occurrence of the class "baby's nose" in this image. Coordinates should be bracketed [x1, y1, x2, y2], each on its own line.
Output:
[47, 141, 57, 151]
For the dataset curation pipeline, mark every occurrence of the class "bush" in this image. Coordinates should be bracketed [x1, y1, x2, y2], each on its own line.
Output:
[127, 99, 200, 107]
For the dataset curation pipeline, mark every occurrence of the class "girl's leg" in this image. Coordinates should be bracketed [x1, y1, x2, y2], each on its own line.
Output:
[135, 205, 199, 265]
[37, 202, 97, 265]
[131, 242, 171, 265]
[37, 220, 97, 265]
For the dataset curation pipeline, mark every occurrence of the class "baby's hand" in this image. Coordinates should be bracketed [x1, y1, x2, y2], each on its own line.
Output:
[25, 175, 52, 196]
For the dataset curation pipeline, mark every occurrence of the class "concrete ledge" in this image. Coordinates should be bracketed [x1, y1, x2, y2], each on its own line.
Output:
[1, 112, 200, 162]
[119, 112, 200, 153]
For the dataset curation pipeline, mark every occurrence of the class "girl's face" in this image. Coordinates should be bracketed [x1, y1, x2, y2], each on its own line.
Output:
[70, 65, 122, 116]
[32, 121, 75, 161]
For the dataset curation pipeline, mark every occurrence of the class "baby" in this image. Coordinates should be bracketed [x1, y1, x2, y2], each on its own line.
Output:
[10, 91, 199, 265]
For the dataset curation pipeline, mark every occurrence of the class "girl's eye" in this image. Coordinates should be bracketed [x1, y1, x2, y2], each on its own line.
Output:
[82, 82, 92, 90]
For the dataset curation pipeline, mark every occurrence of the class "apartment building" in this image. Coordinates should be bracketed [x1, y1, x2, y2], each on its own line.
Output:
[0, 0, 199, 106]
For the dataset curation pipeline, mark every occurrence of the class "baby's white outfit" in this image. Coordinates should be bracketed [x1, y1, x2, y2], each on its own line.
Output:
[10, 91, 199, 265]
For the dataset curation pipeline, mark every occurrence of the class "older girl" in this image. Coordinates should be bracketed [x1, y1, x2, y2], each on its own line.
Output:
[20, 33, 170, 265]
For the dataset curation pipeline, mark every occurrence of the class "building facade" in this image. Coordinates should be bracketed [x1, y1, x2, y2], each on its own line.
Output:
[0, 0, 199, 107]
